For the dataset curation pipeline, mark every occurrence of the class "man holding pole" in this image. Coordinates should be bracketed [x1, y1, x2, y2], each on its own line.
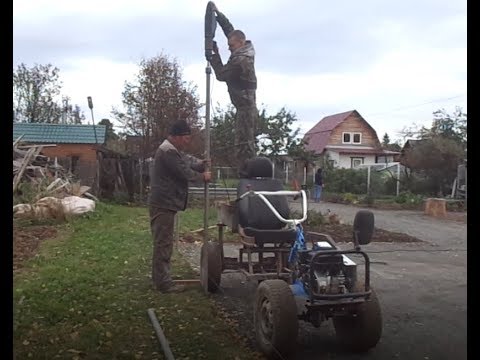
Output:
[207, 2, 258, 177]
[149, 120, 211, 293]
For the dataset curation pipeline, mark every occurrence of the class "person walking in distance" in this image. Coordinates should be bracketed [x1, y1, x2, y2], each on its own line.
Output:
[314, 168, 324, 203]
[148, 120, 211, 293]
[207, 2, 258, 177]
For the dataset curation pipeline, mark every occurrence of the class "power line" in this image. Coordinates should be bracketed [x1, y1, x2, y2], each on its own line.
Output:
[294, 94, 467, 137]
[355, 94, 466, 119]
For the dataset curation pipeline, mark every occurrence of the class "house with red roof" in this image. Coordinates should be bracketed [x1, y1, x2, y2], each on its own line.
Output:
[303, 110, 399, 168]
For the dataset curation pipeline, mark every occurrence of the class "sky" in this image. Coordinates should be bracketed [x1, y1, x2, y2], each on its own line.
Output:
[13, 0, 467, 143]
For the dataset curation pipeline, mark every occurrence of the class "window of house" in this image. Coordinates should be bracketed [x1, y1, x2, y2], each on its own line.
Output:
[351, 157, 364, 168]
[342, 132, 362, 144]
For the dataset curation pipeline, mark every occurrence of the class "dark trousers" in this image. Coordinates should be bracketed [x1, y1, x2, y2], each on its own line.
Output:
[235, 105, 257, 174]
[149, 206, 176, 290]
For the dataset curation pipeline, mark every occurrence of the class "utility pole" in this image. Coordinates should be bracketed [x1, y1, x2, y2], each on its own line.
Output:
[87, 96, 98, 144]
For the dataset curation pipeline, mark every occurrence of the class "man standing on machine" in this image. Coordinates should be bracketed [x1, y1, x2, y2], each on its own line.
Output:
[207, 2, 258, 177]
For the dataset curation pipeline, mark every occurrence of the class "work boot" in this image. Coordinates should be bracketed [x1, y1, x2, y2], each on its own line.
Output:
[158, 283, 185, 293]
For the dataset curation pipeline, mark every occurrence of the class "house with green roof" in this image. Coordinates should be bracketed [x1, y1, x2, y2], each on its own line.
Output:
[13, 123, 107, 186]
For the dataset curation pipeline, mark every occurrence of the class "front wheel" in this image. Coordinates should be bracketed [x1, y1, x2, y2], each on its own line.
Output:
[254, 280, 298, 359]
[333, 284, 382, 352]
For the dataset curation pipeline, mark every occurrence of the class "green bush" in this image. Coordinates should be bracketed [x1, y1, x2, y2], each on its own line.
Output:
[292, 209, 326, 227]
[359, 193, 376, 207]
[323, 168, 388, 195]
[342, 192, 358, 204]
[394, 191, 424, 204]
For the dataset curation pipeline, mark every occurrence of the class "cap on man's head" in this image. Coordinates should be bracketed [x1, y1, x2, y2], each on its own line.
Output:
[169, 120, 192, 136]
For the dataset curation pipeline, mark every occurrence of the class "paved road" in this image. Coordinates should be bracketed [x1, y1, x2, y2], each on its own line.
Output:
[178, 202, 467, 360]
[291, 201, 467, 248]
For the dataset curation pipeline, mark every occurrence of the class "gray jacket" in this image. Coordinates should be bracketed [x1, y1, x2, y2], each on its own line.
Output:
[148, 139, 205, 212]
[210, 11, 257, 109]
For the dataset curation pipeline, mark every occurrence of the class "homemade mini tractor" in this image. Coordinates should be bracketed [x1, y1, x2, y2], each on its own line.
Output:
[199, 157, 382, 358]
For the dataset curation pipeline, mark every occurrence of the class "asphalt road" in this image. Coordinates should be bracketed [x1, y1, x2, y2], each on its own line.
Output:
[179, 202, 467, 360]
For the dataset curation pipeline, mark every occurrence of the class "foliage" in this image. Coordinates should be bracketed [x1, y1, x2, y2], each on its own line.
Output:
[255, 106, 308, 160]
[394, 191, 424, 204]
[291, 209, 326, 227]
[210, 105, 314, 166]
[342, 192, 359, 204]
[400, 107, 467, 195]
[323, 168, 385, 195]
[111, 53, 202, 157]
[98, 119, 119, 141]
[381, 132, 402, 152]
[13, 63, 85, 124]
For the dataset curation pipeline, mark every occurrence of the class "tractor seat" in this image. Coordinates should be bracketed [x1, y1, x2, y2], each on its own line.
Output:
[237, 157, 297, 246]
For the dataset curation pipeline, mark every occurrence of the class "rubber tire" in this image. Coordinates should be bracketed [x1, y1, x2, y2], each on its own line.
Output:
[353, 210, 375, 245]
[333, 283, 383, 352]
[200, 242, 222, 293]
[254, 280, 298, 359]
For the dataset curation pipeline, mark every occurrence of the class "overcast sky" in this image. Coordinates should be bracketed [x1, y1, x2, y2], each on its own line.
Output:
[13, 0, 467, 143]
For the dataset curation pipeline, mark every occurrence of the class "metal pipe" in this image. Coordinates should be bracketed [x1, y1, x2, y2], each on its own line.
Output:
[87, 96, 98, 144]
[147, 308, 175, 360]
[238, 190, 308, 225]
[396, 162, 401, 196]
[203, 63, 212, 244]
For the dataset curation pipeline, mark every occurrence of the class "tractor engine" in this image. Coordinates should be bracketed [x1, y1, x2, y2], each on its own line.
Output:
[298, 248, 357, 296]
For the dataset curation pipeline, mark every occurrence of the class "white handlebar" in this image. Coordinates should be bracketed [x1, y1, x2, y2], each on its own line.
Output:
[238, 190, 308, 226]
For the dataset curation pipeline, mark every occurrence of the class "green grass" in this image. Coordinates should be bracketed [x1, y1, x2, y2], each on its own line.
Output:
[13, 203, 263, 360]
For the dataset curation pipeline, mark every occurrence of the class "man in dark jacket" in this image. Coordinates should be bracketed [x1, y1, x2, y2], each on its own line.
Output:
[208, 3, 257, 176]
[149, 120, 211, 293]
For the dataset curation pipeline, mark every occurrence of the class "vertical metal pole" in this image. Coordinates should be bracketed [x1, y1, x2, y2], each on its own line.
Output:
[367, 165, 371, 195]
[204, 63, 212, 243]
[396, 163, 401, 196]
[285, 162, 289, 184]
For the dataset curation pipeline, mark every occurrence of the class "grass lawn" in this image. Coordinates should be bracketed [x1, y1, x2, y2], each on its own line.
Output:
[13, 202, 263, 360]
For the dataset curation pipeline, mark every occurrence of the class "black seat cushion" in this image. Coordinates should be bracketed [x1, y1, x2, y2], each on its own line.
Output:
[237, 178, 295, 245]
[237, 178, 290, 230]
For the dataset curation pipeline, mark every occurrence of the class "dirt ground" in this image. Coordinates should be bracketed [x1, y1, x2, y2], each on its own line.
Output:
[178, 201, 467, 360]
[13, 223, 58, 271]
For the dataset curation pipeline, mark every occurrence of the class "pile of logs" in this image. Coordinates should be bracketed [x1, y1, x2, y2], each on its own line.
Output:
[13, 136, 96, 200]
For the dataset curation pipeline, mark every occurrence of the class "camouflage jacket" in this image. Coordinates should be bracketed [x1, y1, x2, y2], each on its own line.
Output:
[210, 11, 257, 109]
[148, 139, 205, 212]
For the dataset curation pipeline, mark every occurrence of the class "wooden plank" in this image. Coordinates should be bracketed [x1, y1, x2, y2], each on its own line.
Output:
[191, 225, 216, 233]
[13, 134, 24, 148]
[13, 147, 37, 192]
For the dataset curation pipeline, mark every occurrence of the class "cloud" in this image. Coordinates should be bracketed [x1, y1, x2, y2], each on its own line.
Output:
[13, 0, 467, 141]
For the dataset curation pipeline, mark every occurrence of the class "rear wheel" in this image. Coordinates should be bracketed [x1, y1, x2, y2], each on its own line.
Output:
[200, 241, 222, 293]
[254, 280, 298, 359]
[333, 283, 382, 352]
